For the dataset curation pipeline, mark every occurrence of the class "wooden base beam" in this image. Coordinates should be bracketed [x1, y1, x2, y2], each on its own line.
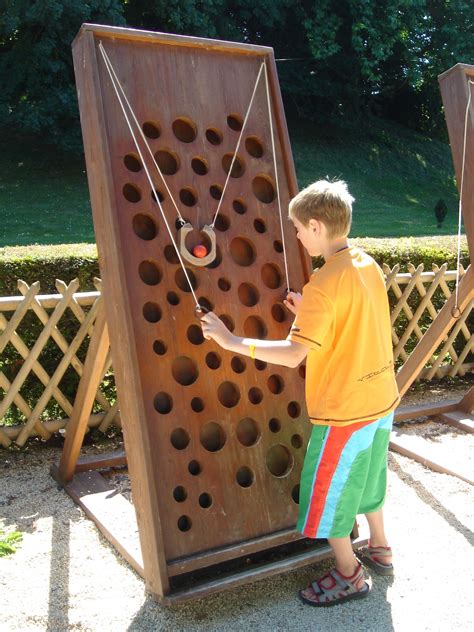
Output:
[390, 431, 473, 485]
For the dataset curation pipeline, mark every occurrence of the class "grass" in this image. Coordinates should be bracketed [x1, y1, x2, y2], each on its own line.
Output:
[0, 116, 461, 247]
[0, 523, 22, 557]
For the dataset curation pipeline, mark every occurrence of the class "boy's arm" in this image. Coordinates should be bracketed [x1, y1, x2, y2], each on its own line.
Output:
[200, 312, 308, 368]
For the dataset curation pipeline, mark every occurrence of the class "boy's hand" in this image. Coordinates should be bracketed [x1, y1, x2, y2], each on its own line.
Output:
[283, 291, 302, 316]
[200, 311, 233, 348]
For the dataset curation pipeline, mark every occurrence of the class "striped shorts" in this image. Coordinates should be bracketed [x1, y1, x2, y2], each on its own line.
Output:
[297, 412, 393, 539]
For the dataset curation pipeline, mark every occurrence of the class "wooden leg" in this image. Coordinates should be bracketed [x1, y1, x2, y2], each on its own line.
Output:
[459, 386, 474, 414]
[55, 301, 110, 483]
[396, 267, 474, 398]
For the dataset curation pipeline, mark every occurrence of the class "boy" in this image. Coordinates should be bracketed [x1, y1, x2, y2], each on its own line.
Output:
[200, 179, 399, 607]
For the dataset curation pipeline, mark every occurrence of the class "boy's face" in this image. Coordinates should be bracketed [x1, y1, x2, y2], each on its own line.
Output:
[292, 217, 322, 257]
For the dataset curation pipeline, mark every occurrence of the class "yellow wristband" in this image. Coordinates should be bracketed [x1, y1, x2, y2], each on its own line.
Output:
[249, 344, 256, 359]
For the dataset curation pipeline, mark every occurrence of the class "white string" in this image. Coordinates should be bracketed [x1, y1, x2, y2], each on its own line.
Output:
[99, 42, 200, 307]
[453, 78, 473, 315]
[263, 62, 290, 292]
[99, 44, 184, 222]
[210, 62, 265, 228]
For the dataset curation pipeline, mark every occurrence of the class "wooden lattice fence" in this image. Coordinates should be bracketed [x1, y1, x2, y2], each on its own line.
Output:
[0, 264, 472, 447]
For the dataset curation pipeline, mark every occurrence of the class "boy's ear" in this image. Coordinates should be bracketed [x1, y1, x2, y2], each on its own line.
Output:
[308, 218, 321, 234]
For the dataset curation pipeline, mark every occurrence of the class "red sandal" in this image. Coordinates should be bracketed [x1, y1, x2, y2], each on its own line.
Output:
[357, 543, 394, 576]
[299, 563, 370, 607]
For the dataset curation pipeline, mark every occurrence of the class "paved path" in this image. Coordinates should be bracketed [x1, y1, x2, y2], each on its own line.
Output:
[1, 443, 473, 631]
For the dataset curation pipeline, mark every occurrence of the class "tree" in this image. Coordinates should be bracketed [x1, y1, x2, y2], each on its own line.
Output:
[0, 0, 125, 151]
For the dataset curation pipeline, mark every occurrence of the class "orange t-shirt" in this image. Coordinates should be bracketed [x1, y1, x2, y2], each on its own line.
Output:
[288, 246, 399, 426]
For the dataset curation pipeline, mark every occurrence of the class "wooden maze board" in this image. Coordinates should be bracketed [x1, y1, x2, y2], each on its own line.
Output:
[73, 24, 314, 566]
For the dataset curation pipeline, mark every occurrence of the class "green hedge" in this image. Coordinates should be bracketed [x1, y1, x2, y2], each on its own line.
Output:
[0, 237, 469, 430]
[0, 236, 469, 295]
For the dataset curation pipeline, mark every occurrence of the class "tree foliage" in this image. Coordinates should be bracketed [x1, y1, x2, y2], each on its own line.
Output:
[0, 0, 472, 151]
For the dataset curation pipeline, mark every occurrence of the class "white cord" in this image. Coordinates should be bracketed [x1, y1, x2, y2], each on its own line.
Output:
[453, 78, 473, 316]
[263, 62, 290, 292]
[210, 62, 265, 227]
[99, 43, 200, 307]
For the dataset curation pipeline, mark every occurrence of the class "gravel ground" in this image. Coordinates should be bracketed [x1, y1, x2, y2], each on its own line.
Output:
[1, 387, 473, 632]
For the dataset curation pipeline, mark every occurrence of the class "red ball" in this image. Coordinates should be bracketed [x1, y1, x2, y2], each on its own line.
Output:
[193, 244, 208, 258]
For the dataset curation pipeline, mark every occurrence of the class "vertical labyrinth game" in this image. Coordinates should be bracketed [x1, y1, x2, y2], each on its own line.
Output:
[73, 25, 312, 568]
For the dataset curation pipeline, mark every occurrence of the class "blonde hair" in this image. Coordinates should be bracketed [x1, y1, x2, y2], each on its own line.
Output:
[289, 179, 354, 238]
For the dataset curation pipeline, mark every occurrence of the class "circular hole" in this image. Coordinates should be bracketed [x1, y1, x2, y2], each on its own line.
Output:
[188, 460, 201, 476]
[164, 244, 180, 264]
[185, 230, 212, 258]
[140, 122, 161, 143]
[222, 153, 245, 178]
[197, 297, 213, 312]
[154, 149, 180, 175]
[172, 356, 199, 386]
[206, 127, 223, 145]
[191, 156, 208, 175]
[214, 214, 230, 232]
[143, 302, 161, 323]
[175, 268, 197, 292]
[217, 381, 240, 408]
[173, 486, 187, 502]
[299, 365, 306, 379]
[172, 117, 197, 143]
[238, 283, 260, 307]
[123, 183, 141, 203]
[288, 401, 301, 418]
[227, 114, 243, 131]
[233, 198, 247, 215]
[179, 187, 198, 206]
[143, 121, 161, 139]
[170, 428, 190, 450]
[261, 263, 283, 289]
[177, 515, 192, 532]
[252, 175, 276, 203]
[274, 240, 283, 253]
[236, 466, 254, 488]
[231, 356, 246, 373]
[206, 244, 222, 270]
[218, 278, 231, 292]
[209, 184, 223, 200]
[230, 237, 256, 267]
[249, 387, 263, 405]
[236, 418, 260, 447]
[200, 421, 226, 452]
[154, 392, 172, 414]
[153, 340, 167, 355]
[219, 315, 235, 332]
[151, 188, 165, 204]
[132, 214, 157, 240]
[243, 316, 267, 339]
[206, 352, 221, 370]
[187, 324, 204, 345]
[254, 359, 267, 371]
[139, 260, 162, 286]
[266, 444, 293, 477]
[245, 136, 264, 158]
[254, 218, 266, 233]
[268, 374, 284, 394]
[124, 153, 142, 172]
[191, 397, 204, 413]
[269, 418, 281, 433]
[198, 492, 212, 509]
[271, 303, 287, 323]
[167, 291, 180, 306]
[291, 434, 303, 449]
[292, 484, 300, 504]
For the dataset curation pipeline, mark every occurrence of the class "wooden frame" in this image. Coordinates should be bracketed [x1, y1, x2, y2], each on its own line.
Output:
[51, 23, 367, 604]
[390, 63, 474, 480]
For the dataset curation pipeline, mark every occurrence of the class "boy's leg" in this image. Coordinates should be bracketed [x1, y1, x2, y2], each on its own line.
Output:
[328, 536, 359, 576]
[365, 508, 389, 548]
